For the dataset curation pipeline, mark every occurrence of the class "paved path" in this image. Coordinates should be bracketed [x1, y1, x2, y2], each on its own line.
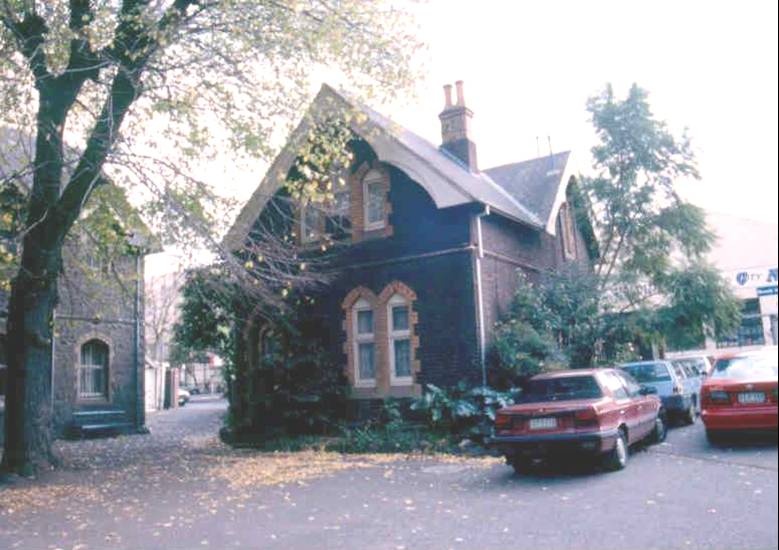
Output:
[1, 397, 777, 550]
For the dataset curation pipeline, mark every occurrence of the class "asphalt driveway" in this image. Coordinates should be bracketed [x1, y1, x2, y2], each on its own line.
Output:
[1, 396, 776, 550]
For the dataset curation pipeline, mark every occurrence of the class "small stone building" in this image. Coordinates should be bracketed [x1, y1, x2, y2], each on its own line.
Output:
[1, 169, 154, 440]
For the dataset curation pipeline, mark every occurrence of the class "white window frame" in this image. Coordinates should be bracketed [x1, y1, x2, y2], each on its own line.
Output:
[352, 298, 377, 388]
[388, 294, 413, 385]
[362, 169, 386, 231]
[79, 340, 109, 399]
[560, 203, 576, 260]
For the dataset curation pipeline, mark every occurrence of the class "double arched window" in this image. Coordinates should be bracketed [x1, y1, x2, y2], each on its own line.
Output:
[343, 282, 417, 392]
[79, 339, 109, 398]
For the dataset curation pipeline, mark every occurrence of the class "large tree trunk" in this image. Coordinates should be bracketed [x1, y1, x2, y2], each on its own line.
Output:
[2, 250, 60, 474]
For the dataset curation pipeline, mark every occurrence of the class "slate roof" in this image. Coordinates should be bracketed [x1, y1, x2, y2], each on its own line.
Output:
[224, 85, 574, 249]
[484, 151, 572, 231]
[352, 96, 544, 228]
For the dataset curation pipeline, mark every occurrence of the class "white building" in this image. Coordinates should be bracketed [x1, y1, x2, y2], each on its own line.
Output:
[672, 212, 777, 356]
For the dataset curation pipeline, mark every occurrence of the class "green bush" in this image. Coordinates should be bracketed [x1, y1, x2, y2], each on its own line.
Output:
[490, 320, 563, 387]
[410, 383, 519, 442]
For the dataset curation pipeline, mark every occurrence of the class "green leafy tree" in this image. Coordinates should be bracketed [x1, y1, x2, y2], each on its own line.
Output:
[582, 84, 740, 356]
[492, 84, 741, 378]
[173, 265, 348, 438]
[0, 0, 420, 474]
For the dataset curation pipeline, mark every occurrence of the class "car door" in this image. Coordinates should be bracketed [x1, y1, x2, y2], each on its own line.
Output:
[617, 370, 654, 438]
[601, 371, 641, 443]
[672, 361, 693, 399]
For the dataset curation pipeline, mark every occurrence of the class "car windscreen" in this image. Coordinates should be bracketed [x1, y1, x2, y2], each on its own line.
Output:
[522, 376, 603, 402]
[711, 356, 779, 381]
[620, 363, 672, 383]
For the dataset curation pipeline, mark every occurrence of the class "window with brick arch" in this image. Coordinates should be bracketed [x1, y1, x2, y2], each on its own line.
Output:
[559, 202, 576, 260]
[79, 339, 109, 398]
[362, 169, 386, 231]
[387, 294, 413, 385]
[352, 298, 377, 387]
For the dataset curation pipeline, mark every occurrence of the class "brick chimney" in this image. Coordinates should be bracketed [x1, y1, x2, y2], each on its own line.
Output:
[438, 80, 478, 172]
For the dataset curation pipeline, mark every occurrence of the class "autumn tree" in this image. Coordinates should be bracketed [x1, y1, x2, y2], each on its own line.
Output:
[0, 0, 419, 474]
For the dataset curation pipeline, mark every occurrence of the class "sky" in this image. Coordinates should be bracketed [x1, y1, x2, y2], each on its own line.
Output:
[378, 0, 778, 224]
[148, 0, 778, 274]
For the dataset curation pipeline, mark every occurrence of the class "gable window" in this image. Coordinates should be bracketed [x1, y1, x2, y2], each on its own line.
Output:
[326, 185, 351, 237]
[362, 169, 386, 231]
[559, 203, 576, 260]
[388, 294, 413, 384]
[79, 339, 109, 398]
[353, 298, 376, 387]
[300, 202, 323, 244]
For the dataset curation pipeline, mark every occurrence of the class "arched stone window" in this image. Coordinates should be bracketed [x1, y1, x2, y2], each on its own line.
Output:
[387, 294, 413, 385]
[362, 168, 387, 231]
[559, 202, 576, 260]
[352, 298, 377, 387]
[79, 339, 109, 398]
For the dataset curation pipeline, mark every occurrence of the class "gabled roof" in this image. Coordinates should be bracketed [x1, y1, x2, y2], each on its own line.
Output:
[485, 151, 574, 235]
[224, 84, 573, 250]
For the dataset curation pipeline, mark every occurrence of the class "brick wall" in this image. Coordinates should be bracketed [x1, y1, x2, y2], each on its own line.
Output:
[320, 250, 481, 396]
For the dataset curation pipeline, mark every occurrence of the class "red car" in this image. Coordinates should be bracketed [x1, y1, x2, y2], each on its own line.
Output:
[701, 348, 778, 443]
[490, 369, 665, 473]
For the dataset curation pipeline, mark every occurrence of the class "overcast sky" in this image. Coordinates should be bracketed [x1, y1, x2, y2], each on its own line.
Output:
[149, 0, 778, 275]
[379, 0, 778, 224]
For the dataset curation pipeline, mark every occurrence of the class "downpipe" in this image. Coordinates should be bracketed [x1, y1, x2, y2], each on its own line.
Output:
[475, 205, 490, 389]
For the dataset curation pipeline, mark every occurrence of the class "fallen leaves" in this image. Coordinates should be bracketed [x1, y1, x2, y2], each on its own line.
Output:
[208, 450, 402, 489]
[0, 484, 101, 514]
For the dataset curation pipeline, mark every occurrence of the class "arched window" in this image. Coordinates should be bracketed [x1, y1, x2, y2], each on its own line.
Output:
[559, 203, 576, 260]
[258, 326, 279, 356]
[300, 202, 323, 244]
[352, 298, 376, 387]
[387, 294, 413, 385]
[79, 339, 109, 398]
[362, 168, 386, 231]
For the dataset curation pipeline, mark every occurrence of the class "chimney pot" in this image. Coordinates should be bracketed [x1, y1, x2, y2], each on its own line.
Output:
[455, 80, 465, 106]
[443, 84, 453, 108]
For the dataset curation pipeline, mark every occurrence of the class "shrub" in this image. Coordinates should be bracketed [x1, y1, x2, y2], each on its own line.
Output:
[410, 383, 519, 442]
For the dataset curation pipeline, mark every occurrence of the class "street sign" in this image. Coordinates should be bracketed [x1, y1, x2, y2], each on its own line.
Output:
[757, 285, 778, 297]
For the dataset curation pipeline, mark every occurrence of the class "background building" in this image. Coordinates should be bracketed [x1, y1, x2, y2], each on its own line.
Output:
[670, 212, 778, 357]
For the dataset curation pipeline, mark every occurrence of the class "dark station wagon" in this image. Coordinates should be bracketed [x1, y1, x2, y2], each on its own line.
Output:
[490, 369, 666, 473]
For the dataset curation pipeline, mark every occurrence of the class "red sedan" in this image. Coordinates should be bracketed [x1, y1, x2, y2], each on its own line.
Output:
[490, 369, 665, 473]
[701, 348, 778, 443]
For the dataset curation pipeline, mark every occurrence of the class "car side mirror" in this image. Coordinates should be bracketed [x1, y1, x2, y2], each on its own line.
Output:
[639, 385, 658, 395]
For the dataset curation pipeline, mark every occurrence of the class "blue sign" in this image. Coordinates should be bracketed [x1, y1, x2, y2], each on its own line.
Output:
[736, 272, 749, 286]
[757, 285, 778, 297]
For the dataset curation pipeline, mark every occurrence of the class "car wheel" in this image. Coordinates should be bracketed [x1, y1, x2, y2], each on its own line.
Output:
[510, 458, 532, 475]
[706, 429, 724, 445]
[683, 401, 696, 425]
[650, 413, 667, 444]
[604, 429, 628, 471]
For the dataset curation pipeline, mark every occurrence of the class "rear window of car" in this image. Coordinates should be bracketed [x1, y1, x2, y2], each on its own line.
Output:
[620, 363, 672, 383]
[522, 376, 603, 402]
[711, 355, 779, 381]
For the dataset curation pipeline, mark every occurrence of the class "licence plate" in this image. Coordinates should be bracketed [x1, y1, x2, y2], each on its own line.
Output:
[737, 392, 765, 404]
[529, 417, 557, 430]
